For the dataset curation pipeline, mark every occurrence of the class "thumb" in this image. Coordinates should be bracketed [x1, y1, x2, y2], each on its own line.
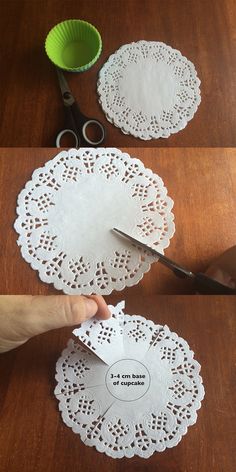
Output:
[0, 295, 110, 353]
[16, 295, 106, 338]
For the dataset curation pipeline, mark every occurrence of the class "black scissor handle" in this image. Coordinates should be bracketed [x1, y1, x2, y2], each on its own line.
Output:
[56, 104, 105, 147]
[71, 102, 105, 146]
[56, 104, 81, 148]
[56, 128, 80, 148]
[55, 119, 105, 147]
[194, 272, 236, 295]
[82, 119, 105, 145]
[173, 267, 236, 294]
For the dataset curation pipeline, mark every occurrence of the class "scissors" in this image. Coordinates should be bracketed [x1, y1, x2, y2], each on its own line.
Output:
[56, 68, 105, 148]
[113, 228, 236, 295]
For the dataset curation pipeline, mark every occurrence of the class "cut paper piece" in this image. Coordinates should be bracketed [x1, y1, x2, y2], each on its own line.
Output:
[14, 148, 175, 295]
[55, 301, 205, 458]
[97, 41, 201, 140]
[72, 301, 125, 364]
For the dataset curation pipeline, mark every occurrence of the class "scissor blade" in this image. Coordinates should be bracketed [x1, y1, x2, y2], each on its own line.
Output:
[56, 68, 75, 106]
[112, 228, 193, 278]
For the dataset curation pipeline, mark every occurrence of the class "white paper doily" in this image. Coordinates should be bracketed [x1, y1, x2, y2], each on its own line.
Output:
[97, 41, 201, 140]
[55, 301, 205, 459]
[14, 148, 175, 295]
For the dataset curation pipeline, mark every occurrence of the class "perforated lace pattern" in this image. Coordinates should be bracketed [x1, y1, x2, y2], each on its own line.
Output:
[98, 41, 201, 140]
[14, 148, 175, 294]
[55, 302, 205, 458]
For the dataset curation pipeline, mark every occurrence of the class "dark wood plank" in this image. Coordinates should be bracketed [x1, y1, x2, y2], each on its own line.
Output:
[0, 147, 235, 295]
[1, 0, 236, 146]
[0, 295, 235, 472]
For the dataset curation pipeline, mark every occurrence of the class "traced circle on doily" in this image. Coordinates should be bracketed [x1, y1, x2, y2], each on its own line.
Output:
[97, 40, 201, 140]
[105, 359, 151, 401]
[14, 148, 175, 295]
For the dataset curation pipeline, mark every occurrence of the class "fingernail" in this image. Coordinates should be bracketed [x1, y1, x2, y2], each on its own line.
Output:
[84, 298, 98, 318]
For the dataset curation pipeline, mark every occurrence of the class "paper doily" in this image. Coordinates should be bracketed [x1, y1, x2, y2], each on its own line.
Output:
[97, 41, 201, 140]
[14, 148, 175, 295]
[55, 301, 205, 459]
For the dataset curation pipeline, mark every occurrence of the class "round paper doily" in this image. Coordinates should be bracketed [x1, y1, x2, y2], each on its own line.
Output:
[14, 148, 175, 295]
[97, 41, 201, 140]
[55, 302, 205, 459]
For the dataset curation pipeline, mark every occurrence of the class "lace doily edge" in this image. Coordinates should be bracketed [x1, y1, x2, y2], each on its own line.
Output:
[55, 393, 205, 459]
[97, 39, 201, 140]
[97, 91, 201, 140]
[14, 219, 175, 295]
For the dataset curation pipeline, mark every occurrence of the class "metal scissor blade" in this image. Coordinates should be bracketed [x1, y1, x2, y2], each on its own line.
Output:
[112, 228, 194, 279]
[56, 68, 75, 106]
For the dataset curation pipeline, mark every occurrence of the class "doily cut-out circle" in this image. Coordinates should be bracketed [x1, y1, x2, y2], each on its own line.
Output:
[14, 148, 175, 294]
[97, 41, 201, 140]
[55, 302, 205, 459]
[105, 359, 151, 401]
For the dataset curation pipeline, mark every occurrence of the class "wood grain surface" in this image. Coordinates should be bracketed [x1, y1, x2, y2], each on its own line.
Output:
[0, 294, 236, 472]
[1, 0, 236, 147]
[0, 147, 235, 295]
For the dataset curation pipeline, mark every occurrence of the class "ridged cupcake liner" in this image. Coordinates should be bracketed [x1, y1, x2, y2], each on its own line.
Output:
[45, 19, 102, 72]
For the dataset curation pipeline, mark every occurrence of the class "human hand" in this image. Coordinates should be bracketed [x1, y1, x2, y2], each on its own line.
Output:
[0, 295, 110, 353]
[205, 246, 236, 289]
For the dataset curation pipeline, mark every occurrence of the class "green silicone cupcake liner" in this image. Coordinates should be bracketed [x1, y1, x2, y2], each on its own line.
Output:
[45, 19, 102, 72]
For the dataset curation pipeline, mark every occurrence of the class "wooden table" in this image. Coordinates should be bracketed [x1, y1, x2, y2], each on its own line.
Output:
[1, 0, 236, 147]
[0, 294, 235, 472]
[0, 147, 235, 295]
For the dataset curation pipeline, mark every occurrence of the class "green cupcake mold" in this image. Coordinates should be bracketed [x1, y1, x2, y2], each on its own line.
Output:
[45, 19, 102, 72]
